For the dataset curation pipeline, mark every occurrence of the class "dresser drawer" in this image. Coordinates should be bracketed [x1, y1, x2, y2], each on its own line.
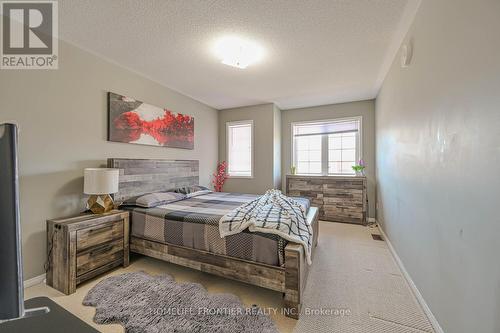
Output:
[289, 180, 322, 191]
[323, 195, 363, 205]
[323, 189, 363, 203]
[323, 180, 364, 190]
[323, 206, 364, 220]
[76, 221, 124, 251]
[76, 239, 124, 276]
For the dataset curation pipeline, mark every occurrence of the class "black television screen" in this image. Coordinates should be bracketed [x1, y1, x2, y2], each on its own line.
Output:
[0, 123, 24, 320]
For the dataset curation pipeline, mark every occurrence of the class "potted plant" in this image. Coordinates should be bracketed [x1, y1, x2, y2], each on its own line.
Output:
[352, 159, 366, 176]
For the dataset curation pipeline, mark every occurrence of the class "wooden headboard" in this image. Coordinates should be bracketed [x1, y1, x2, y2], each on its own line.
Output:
[107, 158, 199, 202]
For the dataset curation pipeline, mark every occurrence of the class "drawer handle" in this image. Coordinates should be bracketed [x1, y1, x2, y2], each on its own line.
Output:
[89, 244, 114, 256]
[87, 225, 114, 235]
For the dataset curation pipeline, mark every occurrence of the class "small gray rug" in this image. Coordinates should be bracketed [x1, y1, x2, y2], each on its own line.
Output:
[83, 271, 278, 333]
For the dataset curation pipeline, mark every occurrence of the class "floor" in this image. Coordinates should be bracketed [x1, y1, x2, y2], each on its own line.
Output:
[25, 221, 435, 333]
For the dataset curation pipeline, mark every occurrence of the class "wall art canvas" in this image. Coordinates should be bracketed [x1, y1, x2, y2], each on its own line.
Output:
[108, 92, 194, 149]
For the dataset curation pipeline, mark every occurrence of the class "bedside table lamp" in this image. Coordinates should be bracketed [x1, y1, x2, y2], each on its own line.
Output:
[84, 168, 119, 214]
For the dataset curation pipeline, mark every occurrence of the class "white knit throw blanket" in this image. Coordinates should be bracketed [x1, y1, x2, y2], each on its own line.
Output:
[219, 189, 313, 264]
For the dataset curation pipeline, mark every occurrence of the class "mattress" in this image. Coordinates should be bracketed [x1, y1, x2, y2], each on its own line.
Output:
[126, 192, 310, 267]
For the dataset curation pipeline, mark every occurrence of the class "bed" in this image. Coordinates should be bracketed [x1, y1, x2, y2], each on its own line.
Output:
[107, 158, 319, 319]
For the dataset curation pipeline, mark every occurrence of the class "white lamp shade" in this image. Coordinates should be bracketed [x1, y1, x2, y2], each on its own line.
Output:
[84, 168, 119, 195]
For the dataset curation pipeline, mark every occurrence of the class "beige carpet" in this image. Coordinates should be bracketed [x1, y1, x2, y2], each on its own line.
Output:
[292, 222, 435, 333]
[25, 221, 434, 333]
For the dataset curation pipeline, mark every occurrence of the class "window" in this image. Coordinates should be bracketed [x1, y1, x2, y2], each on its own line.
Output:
[294, 135, 322, 174]
[292, 117, 361, 175]
[328, 132, 357, 174]
[227, 120, 253, 177]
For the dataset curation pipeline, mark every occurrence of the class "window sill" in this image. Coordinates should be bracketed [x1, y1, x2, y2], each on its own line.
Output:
[227, 175, 254, 179]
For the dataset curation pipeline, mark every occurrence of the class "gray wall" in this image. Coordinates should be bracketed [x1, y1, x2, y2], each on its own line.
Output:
[218, 104, 280, 194]
[375, 1, 500, 332]
[281, 100, 376, 218]
[0, 40, 218, 280]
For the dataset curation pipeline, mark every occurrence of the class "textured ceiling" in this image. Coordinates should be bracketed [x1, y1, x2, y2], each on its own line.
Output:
[58, 0, 419, 110]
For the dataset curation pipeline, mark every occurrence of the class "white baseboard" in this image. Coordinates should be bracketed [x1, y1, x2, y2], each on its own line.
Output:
[24, 273, 46, 289]
[378, 224, 444, 333]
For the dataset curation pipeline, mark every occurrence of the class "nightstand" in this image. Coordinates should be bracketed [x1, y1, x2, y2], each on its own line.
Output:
[46, 210, 129, 295]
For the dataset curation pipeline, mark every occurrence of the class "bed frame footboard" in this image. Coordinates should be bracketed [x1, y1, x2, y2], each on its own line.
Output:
[129, 207, 319, 319]
[283, 207, 319, 318]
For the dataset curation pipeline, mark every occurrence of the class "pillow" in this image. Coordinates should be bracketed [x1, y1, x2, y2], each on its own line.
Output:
[123, 192, 186, 208]
[174, 185, 210, 195]
[186, 189, 212, 198]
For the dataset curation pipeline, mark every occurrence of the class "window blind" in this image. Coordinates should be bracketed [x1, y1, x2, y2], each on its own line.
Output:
[293, 119, 359, 137]
[227, 121, 252, 177]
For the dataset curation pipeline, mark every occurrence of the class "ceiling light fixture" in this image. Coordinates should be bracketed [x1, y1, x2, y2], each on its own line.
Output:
[213, 36, 264, 69]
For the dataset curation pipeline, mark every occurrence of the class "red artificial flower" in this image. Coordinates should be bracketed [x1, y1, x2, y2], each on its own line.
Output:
[212, 161, 228, 192]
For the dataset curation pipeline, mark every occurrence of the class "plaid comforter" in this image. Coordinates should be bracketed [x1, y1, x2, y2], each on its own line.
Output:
[220, 189, 313, 264]
[126, 192, 310, 266]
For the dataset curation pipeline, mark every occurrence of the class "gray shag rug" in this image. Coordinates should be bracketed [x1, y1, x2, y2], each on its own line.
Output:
[83, 271, 278, 333]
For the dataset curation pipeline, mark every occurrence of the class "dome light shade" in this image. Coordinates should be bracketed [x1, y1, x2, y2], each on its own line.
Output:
[213, 36, 264, 69]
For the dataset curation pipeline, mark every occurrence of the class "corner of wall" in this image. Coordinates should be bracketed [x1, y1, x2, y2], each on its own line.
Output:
[273, 104, 282, 189]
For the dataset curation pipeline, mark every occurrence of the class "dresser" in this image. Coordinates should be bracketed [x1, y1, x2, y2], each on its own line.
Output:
[286, 175, 367, 225]
[46, 210, 129, 295]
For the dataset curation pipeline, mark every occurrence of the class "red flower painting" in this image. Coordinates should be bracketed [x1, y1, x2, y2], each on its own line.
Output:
[108, 92, 194, 149]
